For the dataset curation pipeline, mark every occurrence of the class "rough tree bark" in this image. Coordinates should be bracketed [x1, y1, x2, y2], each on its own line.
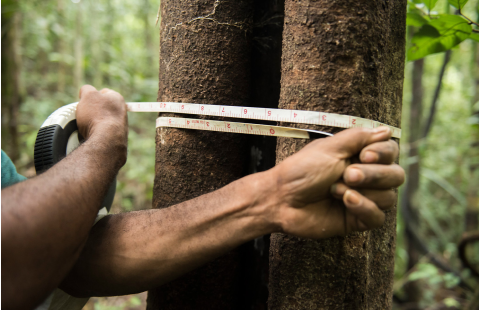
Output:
[269, 1, 406, 309]
[147, 1, 253, 309]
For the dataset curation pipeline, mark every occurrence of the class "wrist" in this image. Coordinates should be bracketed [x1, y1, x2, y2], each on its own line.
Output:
[86, 130, 127, 171]
[241, 170, 285, 235]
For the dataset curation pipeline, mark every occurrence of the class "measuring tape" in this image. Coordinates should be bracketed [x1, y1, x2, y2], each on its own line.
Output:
[34, 101, 401, 210]
[127, 102, 401, 139]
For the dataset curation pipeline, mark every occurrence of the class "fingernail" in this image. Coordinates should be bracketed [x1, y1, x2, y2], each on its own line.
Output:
[373, 126, 390, 135]
[347, 168, 364, 183]
[363, 151, 378, 163]
[345, 190, 360, 205]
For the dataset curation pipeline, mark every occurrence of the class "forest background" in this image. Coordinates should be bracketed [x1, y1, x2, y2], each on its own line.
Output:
[1, 0, 478, 309]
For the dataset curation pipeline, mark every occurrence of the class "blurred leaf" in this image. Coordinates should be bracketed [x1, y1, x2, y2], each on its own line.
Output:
[424, 0, 439, 10]
[443, 273, 461, 289]
[469, 31, 479, 42]
[448, 0, 469, 9]
[408, 15, 472, 60]
[128, 296, 142, 306]
[443, 297, 461, 307]
[407, 12, 429, 27]
[408, 263, 439, 281]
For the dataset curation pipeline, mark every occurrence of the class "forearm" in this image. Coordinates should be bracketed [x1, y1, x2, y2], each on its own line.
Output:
[1, 134, 125, 309]
[60, 171, 280, 297]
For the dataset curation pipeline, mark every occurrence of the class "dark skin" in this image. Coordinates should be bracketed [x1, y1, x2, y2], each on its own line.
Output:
[1, 85, 405, 309]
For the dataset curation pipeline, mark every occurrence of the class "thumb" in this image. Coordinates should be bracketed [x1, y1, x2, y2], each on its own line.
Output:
[326, 126, 392, 159]
[79, 84, 98, 99]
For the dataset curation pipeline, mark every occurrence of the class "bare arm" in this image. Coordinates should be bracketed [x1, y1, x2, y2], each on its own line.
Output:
[1, 86, 128, 310]
[60, 127, 405, 298]
[60, 171, 278, 297]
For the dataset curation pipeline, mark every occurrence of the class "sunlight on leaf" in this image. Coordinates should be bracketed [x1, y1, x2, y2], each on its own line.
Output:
[448, 0, 469, 9]
[443, 297, 461, 307]
[408, 263, 439, 281]
[407, 12, 429, 27]
[424, 0, 439, 10]
[408, 15, 472, 60]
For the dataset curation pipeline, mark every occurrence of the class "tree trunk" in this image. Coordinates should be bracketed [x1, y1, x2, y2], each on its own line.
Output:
[147, 1, 253, 309]
[268, 1, 406, 309]
[403, 57, 424, 307]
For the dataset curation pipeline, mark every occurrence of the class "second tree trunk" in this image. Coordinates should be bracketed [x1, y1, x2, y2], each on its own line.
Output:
[269, 1, 406, 309]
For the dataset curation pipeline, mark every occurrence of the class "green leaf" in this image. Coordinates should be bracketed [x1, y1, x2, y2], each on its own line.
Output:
[407, 12, 429, 27]
[469, 31, 479, 42]
[408, 263, 439, 281]
[424, 0, 439, 10]
[448, 0, 469, 9]
[408, 15, 472, 60]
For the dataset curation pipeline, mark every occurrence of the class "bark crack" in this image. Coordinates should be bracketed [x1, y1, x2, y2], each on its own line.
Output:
[166, 0, 247, 39]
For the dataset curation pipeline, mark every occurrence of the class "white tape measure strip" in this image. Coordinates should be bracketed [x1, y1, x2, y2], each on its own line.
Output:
[156, 117, 334, 139]
[127, 102, 401, 138]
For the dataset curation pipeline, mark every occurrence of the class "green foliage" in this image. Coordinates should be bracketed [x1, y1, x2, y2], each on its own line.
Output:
[448, 0, 469, 9]
[469, 31, 480, 41]
[407, 0, 478, 61]
[407, 12, 430, 27]
[407, 263, 461, 289]
[9, 0, 160, 214]
[425, 0, 440, 10]
[408, 15, 472, 60]
[93, 295, 143, 310]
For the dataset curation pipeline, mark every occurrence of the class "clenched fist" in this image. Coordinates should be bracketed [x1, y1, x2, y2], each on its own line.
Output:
[76, 85, 128, 169]
[269, 126, 404, 239]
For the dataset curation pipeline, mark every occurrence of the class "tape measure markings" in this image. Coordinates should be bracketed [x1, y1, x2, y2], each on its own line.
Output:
[127, 102, 401, 138]
[156, 117, 315, 139]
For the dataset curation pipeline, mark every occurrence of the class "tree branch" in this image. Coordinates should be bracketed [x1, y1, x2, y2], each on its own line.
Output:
[459, 8, 480, 27]
[422, 50, 452, 139]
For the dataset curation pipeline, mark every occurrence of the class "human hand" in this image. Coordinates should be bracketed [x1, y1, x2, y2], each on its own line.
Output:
[76, 85, 128, 167]
[270, 127, 404, 239]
